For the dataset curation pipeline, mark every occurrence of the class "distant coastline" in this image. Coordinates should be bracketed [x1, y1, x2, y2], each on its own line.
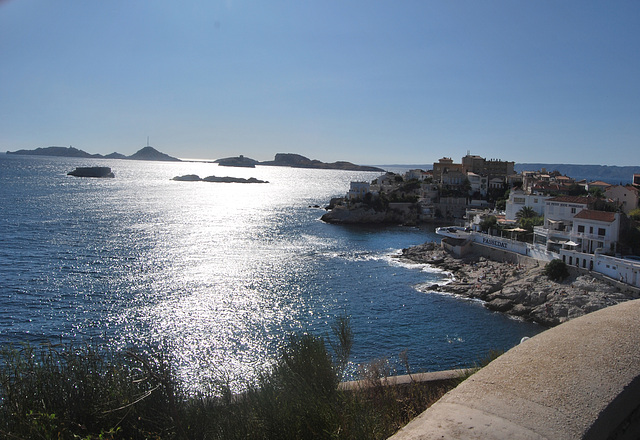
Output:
[6, 146, 180, 162]
[6, 148, 385, 172]
[216, 153, 385, 172]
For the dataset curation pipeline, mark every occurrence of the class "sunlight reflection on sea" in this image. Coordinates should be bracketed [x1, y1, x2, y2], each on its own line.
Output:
[0, 154, 543, 393]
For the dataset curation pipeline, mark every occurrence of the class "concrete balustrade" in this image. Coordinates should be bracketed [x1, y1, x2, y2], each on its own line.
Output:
[389, 299, 640, 439]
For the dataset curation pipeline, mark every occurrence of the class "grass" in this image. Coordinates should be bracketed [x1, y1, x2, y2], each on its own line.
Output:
[0, 319, 456, 440]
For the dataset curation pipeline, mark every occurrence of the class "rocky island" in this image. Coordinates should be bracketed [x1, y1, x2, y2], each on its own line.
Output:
[260, 153, 384, 172]
[399, 242, 639, 327]
[214, 155, 259, 168]
[67, 166, 115, 178]
[172, 175, 268, 183]
[210, 153, 385, 171]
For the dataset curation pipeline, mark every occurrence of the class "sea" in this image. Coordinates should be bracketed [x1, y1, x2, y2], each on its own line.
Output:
[0, 153, 542, 392]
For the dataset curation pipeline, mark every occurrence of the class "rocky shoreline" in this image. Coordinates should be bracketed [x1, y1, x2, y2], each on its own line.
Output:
[398, 242, 637, 327]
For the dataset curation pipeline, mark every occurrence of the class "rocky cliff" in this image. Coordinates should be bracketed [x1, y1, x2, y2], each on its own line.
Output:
[400, 242, 638, 327]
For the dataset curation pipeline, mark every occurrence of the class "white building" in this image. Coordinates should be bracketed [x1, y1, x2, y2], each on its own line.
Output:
[542, 196, 595, 229]
[504, 189, 550, 221]
[489, 177, 505, 190]
[604, 185, 639, 214]
[466, 172, 488, 197]
[532, 196, 623, 255]
[405, 169, 429, 181]
[571, 210, 621, 254]
[347, 181, 371, 200]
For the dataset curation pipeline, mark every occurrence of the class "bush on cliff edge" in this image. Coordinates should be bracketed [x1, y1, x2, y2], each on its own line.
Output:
[544, 259, 569, 282]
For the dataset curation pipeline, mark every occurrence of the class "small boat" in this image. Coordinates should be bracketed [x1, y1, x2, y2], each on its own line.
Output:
[435, 226, 470, 239]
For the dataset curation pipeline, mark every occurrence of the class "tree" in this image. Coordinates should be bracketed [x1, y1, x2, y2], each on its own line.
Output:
[461, 178, 472, 195]
[479, 216, 497, 232]
[516, 206, 537, 221]
[589, 186, 605, 198]
[544, 259, 569, 281]
[520, 215, 543, 229]
[629, 208, 640, 221]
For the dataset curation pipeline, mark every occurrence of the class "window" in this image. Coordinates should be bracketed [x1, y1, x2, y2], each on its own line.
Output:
[571, 207, 576, 214]
[598, 228, 606, 236]
[589, 226, 593, 234]
[578, 225, 585, 233]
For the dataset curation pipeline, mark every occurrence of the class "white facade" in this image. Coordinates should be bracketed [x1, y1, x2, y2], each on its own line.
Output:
[504, 190, 549, 221]
[489, 177, 504, 189]
[604, 185, 639, 214]
[347, 181, 371, 200]
[534, 196, 593, 252]
[466, 172, 488, 196]
[571, 210, 620, 254]
[543, 197, 592, 228]
[405, 169, 428, 181]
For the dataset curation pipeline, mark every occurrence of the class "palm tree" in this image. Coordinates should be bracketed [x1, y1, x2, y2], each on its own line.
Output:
[516, 206, 536, 221]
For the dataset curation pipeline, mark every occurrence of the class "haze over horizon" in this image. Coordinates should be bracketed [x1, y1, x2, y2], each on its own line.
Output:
[1, 1, 638, 166]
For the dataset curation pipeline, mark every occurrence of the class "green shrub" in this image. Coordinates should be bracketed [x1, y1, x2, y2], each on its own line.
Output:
[0, 318, 454, 440]
[545, 259, 569, 281]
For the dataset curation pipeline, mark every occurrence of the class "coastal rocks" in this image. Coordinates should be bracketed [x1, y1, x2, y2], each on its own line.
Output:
[400, 242, 637, 327]
[172, 175, 268, 183]
[172, 174, 201, 181]
[67, 166, 114, 178]
[321, 203, 418, 225]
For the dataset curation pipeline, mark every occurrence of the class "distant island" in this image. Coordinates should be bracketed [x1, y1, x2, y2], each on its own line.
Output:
[5, 148, 383, 171]
[67, 166, 115, 178]
[6, 146, 181, 162]
[215, 153, 385, 172]
[214, 155, 260, 168]
[172, 174, 268, 184]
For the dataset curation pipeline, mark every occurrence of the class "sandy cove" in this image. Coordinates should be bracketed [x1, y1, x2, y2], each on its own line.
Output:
[398, 242, 638, 327]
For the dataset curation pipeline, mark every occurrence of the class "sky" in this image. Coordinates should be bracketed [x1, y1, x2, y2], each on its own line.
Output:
[1, 1, 639, 165]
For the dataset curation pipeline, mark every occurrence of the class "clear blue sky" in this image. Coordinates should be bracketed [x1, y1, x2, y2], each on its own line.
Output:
[1, 1, 638, 165]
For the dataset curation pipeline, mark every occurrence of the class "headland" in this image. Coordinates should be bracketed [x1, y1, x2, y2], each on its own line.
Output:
[399, 241, 639, 327]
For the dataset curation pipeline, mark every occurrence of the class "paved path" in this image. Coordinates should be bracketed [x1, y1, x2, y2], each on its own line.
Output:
[389, 299, 640, 439]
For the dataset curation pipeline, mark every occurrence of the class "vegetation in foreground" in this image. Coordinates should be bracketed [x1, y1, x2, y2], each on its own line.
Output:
[0, 319, 455, 440]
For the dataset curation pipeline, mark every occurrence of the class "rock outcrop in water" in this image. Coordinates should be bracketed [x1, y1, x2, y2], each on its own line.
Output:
[172, 175, 268, 183]
[67, 167, 115, 178]
[214, 155, 259, 168]
[399, 242, 638, 327]
[260, 153, 384, 172]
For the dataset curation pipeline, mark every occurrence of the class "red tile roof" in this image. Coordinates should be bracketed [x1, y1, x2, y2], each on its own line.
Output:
[574, 210, 616, 223]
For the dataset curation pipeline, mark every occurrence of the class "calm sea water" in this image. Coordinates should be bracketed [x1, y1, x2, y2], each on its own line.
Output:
[0, 153, 542, 391]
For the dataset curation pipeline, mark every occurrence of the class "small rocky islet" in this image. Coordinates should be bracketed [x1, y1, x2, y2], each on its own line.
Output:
[172, 174, 268, 183]
[398, 242, 638, 327]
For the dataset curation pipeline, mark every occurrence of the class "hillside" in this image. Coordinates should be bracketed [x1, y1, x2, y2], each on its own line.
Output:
[515, 163, 640, 184]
